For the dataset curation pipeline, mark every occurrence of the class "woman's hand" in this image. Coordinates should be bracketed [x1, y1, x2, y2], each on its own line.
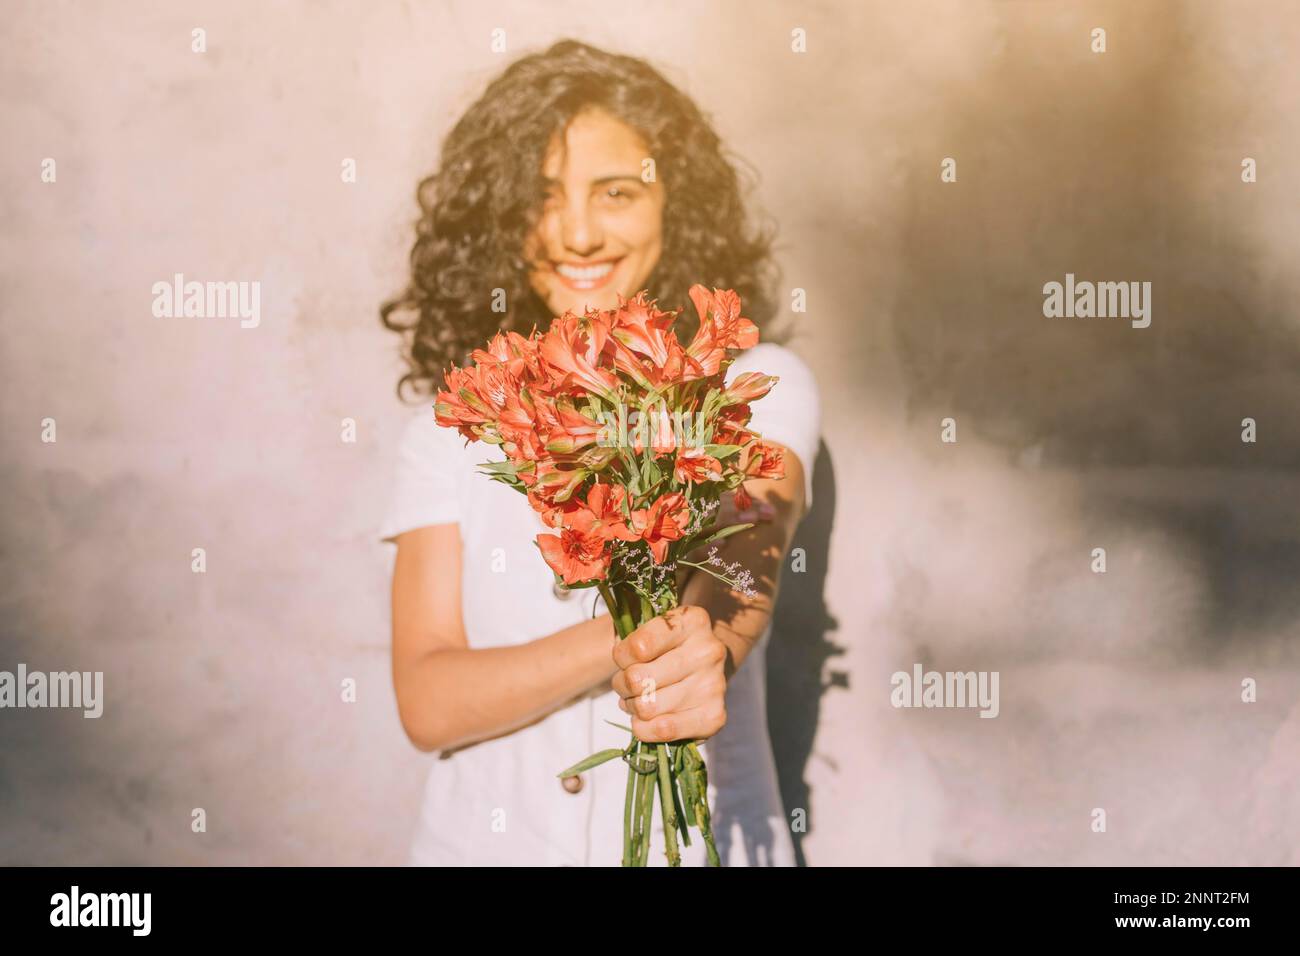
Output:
[612, 605, 728, 743]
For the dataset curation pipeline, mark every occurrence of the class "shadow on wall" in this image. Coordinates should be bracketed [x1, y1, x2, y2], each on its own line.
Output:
[888, 3, 1300, 663]
[891, 3, 1300, 467]
[772, 3, 1300, 866]
[767, 438, 841, 866]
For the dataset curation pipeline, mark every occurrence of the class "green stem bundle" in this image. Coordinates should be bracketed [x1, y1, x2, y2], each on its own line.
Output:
[557, 579, 721, 867]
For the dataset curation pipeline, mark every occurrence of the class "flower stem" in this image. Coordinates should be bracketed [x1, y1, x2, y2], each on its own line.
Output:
[622, 738, 636, 867]
[656, 742, 680, 866]
[637, 760, 656, 866]
[592, 564, 721, 866]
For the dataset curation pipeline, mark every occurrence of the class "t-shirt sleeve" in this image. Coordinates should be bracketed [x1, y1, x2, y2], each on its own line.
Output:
[378, 408, 463, 544]
[724, 342, 821, 512]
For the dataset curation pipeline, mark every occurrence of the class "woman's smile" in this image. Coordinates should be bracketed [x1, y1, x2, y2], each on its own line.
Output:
[550, 256, 624, 292]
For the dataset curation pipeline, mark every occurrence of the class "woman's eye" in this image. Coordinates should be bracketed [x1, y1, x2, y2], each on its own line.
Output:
[602, 186, 632, 203]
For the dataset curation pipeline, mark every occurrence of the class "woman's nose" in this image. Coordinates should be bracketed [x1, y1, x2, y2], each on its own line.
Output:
[560, 201, 603, 256]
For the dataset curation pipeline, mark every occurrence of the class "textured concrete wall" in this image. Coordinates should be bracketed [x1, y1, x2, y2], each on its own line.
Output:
[1, 1, 1297, 865]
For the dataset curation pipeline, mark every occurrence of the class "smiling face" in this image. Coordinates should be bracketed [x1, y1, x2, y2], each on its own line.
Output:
[524, 108, 666, 318]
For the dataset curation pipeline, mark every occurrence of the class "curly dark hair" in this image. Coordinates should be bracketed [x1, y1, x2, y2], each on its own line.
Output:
[380, 38, 787, 401]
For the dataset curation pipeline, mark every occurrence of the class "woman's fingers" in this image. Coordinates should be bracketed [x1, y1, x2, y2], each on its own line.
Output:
[611, 631, 723, 699]
[611, 643, 692, 699]
[611, 613, 683, 672]
[630, 697, 728, 744]
[617, 665, 724, 719]
[617, 668, 690, 719]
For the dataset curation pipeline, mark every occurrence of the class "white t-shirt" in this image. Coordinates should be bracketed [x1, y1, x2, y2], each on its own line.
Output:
[379, 342, 820, 866]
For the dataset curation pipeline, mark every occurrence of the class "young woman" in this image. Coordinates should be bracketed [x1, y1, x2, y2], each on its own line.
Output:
[379, 39, 820, 866]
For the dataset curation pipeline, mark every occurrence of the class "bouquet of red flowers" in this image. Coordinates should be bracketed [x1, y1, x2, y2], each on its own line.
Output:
[434, 284, 785, 866]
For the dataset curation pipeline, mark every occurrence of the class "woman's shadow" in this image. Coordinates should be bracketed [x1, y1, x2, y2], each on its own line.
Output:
[765, 439, 843, 866]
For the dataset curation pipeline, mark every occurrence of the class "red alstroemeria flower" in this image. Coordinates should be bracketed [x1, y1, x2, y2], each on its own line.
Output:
[609, 334, 697, 390]
[544, 401, 606, 455]
[470, 329, 543, 384]
[498, 420, 548, 461]
[739, 441, 786, 480]
[434, 365, 493, 439]
[712, 403, 755, 447]
[531, 480, 636, 538]
[723, 371, 778, 405]
[537, 525, 610, 584]
[688, 285, 759, 350]
[684, 284, 760, 376]
[682, 318, 725, 378]
[580, 483, 640, 544]
[627, 491, 691, 563]
[674, 447, 724, 484]
[494, 388, 546, 460]
[529, 390, 563, 436]
[538, 309, 621, 403]
[533, 481, 638, 579]
[609, 291, 678, 368]
[536, 465, 590, 503]
[467, 361, 519, 417]
[527, 482, 581, 527]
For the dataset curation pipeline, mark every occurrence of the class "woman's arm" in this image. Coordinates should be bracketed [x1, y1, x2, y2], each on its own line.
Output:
[677, 444, 807, 679]
[390, 523, 618, 753]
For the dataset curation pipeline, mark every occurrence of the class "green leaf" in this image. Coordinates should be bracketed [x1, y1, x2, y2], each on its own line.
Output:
[485, 473, 526, 491]
[556, 748, 625, 778]
[695, 522, 754, 548]
[604, 720, 634, 733]
[704, 443, 742, 459]
[617, 449, 641, 496]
